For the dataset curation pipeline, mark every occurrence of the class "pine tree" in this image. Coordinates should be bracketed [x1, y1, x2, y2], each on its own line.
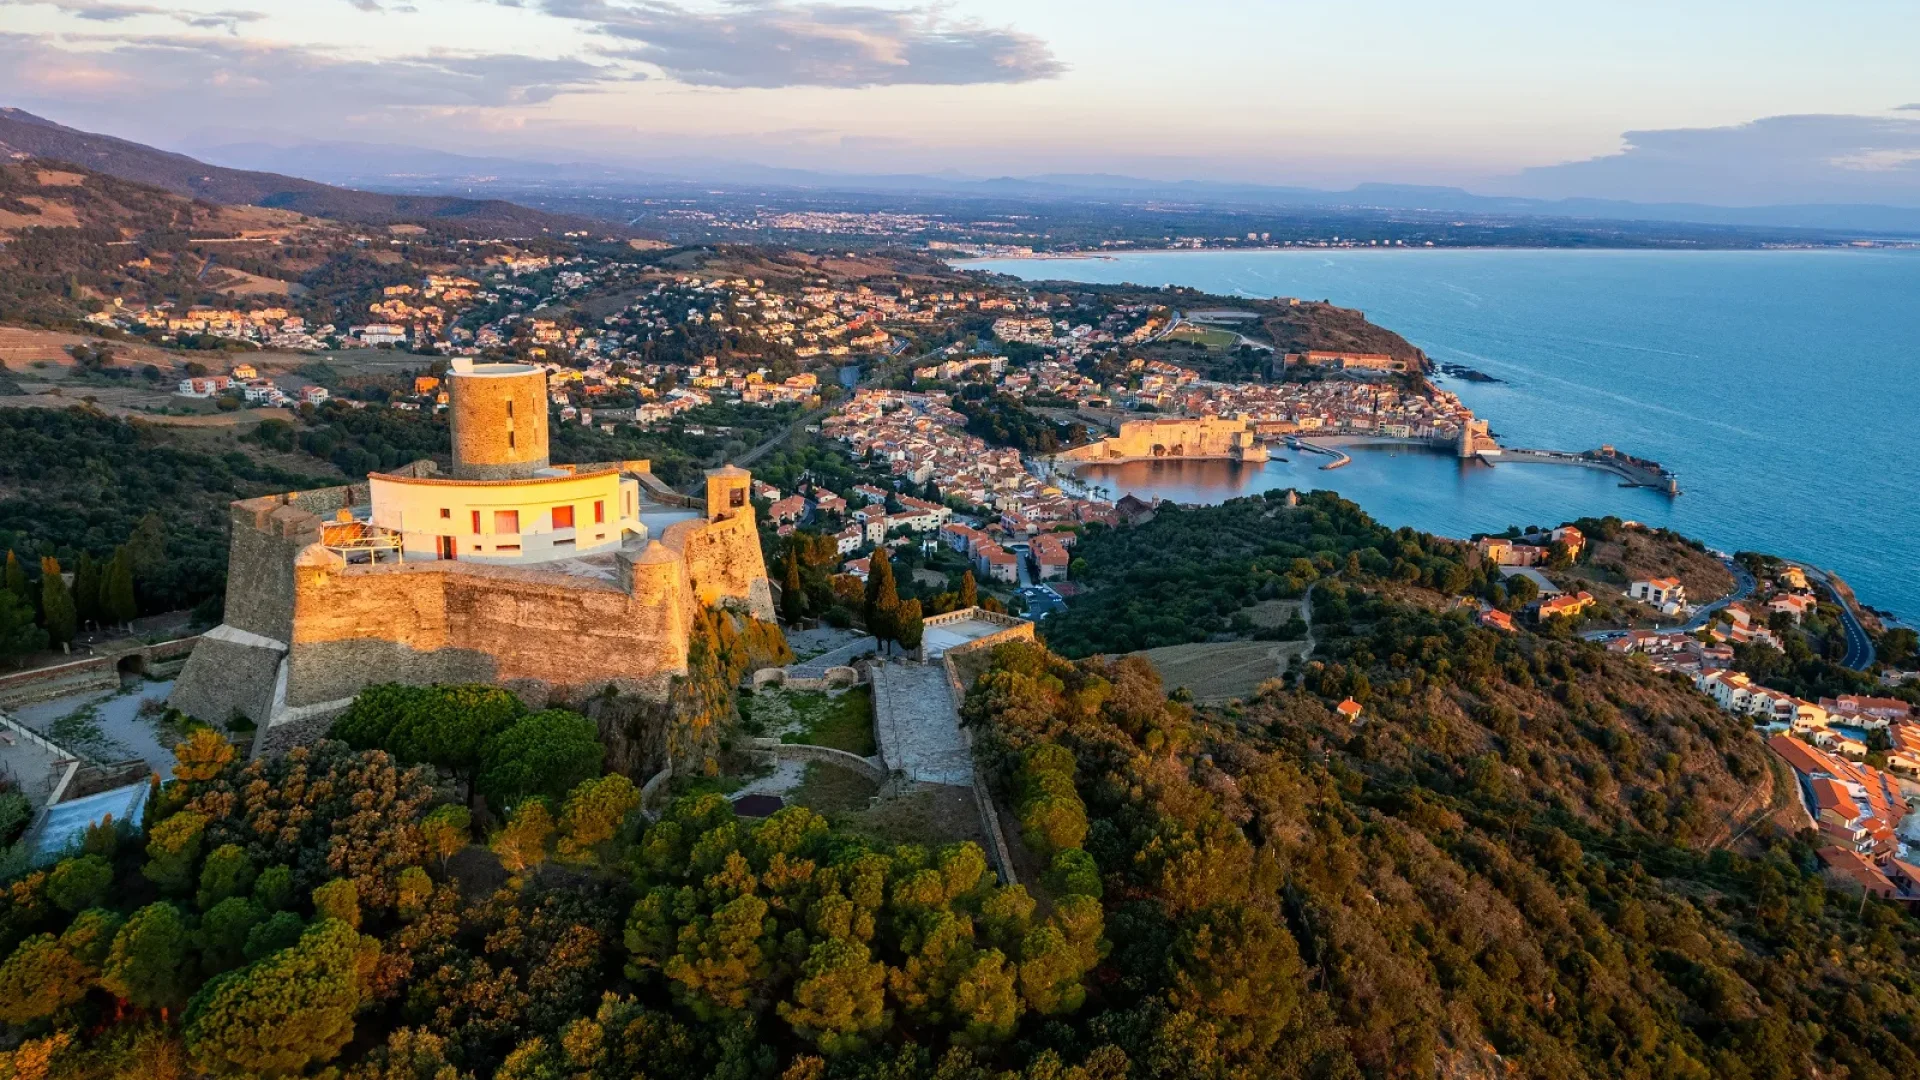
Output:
[103, 547, 137, 628]
[960, 570, 979, 609]
[72, 552, 100, 630]
[39, 556, 76, 649]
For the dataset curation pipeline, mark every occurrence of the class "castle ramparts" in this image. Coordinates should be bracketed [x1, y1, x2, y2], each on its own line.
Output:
[170, 360, 775, 755]
[1053, 416, 1269, 463]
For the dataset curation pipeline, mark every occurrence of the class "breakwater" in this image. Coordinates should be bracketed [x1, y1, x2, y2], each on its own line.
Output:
[1495, 448, 1680, 495]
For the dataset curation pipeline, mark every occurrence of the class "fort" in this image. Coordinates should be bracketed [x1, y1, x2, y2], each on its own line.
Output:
[1052, 415, 1268, 464]
[171, 359, 775, 756]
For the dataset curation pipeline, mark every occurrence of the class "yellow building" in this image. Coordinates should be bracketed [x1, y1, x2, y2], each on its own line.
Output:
[366, 359, 644, 563]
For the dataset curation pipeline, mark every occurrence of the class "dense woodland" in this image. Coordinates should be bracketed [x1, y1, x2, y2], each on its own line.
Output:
[1042, 491, 1479, 656]
[0, 407, 324, 634]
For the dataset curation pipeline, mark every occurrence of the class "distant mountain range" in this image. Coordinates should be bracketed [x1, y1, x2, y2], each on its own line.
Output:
[0, 108, 620, 237]
[9, 106, 1918, 240]
[192, 139, 1920, 237]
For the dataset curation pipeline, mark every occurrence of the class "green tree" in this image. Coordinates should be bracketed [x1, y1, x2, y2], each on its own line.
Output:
[386, 685, 527, 802]
[335, 684, 526, 803]
[555, 774, 641, 864]
[778, 937, 891, 1055]
[72, 552, 100, 629]
[184, 919, 372, 1077]
[102, 902, 195, 1013]
[197, 844, 257, 911]
[864, 547, 901, 649]
[898, 598, 925, 653]
[242, 912, 306, 962]
[39, 556, 76, 649]
[1017, 925, 1089, 1016]
[252, 865, 295, 912]
[782, 545, 808, 625]
[199, 896, 267, 977]
[59, 907, 124, 972]
[663, 893, 771, 1018]
[0, 934, 93, 1023]
[344, 1027, 472, 1080]
[45, 854, 115, 912]
[3, 549, 31, 610]
[949, 949, 1022, 1045]
[478, 710, 605, 810]
[420, 804, 471, 873]
[311, 879, 361, 930]
[491, 798, 555, 876]
[143, 810, 208, 895]
[102, 547, 138, 628]
[0, 588, 46, 665]
[1045, 849, 1103, 899]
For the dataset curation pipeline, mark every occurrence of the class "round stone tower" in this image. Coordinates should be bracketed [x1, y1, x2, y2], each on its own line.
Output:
[448, 358, 550, 480]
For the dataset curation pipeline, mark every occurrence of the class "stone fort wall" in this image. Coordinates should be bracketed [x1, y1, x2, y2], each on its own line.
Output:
[667, 510, 777, 622]
[171, 460, 774, 757]
[1055, 416, 1264, 463]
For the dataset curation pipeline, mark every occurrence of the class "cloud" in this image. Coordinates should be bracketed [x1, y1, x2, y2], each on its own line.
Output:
[9, 0, 167, 19]
[3, 1, 268, 31]
[538, 0, 1064, 88]
[1498, 114, 1920, 206]
[1897, 103, 1920, 112]
[179, 9, 266, 32]
[0, 31, 640, 134]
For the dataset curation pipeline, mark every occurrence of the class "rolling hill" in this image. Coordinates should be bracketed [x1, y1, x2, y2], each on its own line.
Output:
[0, 107, 617, 237]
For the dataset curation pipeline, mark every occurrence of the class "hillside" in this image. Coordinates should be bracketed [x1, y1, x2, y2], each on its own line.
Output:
[0, 108, 613, 237]
[1004, 280, 1427, 378]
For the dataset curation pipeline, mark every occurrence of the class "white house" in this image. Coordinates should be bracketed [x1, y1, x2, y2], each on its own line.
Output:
[1630, 577, 1688, 614]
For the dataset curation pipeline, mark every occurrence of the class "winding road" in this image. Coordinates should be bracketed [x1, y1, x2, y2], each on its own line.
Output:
[1797, 563, 1875, 670]
[1581, 557, 1754, 641]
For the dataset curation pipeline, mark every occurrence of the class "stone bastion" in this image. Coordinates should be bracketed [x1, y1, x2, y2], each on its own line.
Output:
[171, 460, 773, 757]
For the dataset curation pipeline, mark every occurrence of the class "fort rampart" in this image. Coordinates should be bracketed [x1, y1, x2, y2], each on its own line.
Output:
[1053, 416, 1267, 463]
[170, 459, 773, 757]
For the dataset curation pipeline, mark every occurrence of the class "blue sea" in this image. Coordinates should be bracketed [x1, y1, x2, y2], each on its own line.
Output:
[965, 249, 1920, 621]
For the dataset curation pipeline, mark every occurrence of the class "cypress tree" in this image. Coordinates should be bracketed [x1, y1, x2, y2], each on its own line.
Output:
[959, 570, 979, 609]
[3, 550, 29, 610]
[40, 556, 76, 649]
[72, 553, 100, 630]
[897, 598, 924, 654]
[864, 548, 900, 650]
[781, 549, 807, 625]
[103, 548, 137, 629]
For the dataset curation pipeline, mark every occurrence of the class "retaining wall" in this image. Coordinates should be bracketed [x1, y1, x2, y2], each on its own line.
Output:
[940, 652, 1019, 886]
[750, 737, 887, 784]
[0, 658, 117, 708]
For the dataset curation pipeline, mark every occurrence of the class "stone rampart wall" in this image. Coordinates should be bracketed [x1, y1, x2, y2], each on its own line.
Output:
[750, 738, 887, 784]
[665, 512, 775, 620]
[283, 546, 693, 711]
[0, 658, 117, 708]
[1055, 416, 1260, 463]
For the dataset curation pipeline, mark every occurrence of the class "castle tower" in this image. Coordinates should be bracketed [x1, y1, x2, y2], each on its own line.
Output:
[706, 464, 752, 522]
[448, 358, 550, 480]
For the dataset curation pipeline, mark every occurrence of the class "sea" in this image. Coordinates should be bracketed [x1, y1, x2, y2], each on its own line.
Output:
[963, 248, 1920, 622]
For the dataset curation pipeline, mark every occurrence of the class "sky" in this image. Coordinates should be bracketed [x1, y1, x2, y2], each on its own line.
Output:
[2, 0, 1919, 205]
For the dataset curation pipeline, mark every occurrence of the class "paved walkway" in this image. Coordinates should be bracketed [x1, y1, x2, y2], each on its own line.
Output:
[922, 617, 1008, 659]
[870, 661, 972, 786]
[791, 636, 878, 679]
